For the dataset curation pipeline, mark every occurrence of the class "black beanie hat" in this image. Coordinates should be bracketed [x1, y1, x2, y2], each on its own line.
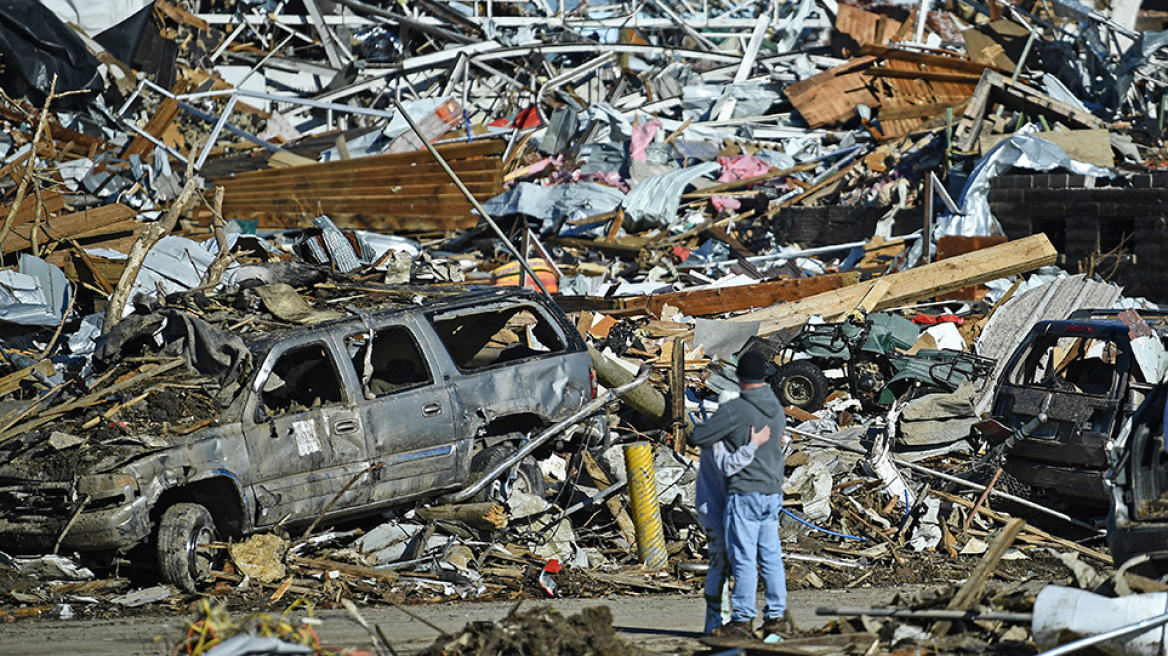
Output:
[736, 351, 768, 384]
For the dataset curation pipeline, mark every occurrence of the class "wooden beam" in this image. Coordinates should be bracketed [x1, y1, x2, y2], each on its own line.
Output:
[864, 68, 984, 84]
[860, 44, 1002, 74]
[728, 234, 1058, 336]
[621, 272, 858, 317]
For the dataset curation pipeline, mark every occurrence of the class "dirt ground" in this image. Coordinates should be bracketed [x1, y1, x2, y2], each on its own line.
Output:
[0, 585, 939, 656]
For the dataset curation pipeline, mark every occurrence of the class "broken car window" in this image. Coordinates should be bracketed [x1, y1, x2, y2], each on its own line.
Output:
[261, 343, 344, 414]
[1010, 335, 1119, 396]
[345, 326, 432, 398]
[430, 305, 565, 371]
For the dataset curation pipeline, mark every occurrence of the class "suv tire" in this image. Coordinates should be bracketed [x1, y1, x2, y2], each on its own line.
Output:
[471, 442, 547, 503]
[157, 503, 219, 592]
[771, 360, 830, 412]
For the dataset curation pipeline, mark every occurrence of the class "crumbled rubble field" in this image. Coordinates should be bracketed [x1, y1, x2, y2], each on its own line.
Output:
[3, 0, 1168, 653]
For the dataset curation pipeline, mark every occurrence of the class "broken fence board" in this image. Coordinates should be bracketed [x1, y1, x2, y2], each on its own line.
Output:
[728, 234, 1058, 337]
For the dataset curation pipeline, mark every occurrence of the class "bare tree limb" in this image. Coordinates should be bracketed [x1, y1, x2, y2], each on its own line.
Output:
[199, 186, 234, 289]
[102, 173, 202, 334]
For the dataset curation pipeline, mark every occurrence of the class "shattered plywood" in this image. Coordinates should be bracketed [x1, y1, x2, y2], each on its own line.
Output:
[962, 19, 1031, 73]
[784, 57, 879, 129]
[787, 45, 995, 136]
[833, 4, 904, 56]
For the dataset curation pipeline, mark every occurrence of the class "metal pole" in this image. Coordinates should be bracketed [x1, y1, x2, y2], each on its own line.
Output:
[389, 97, 553, 298]
[923, 170, 934, 264]
[818, 607, 1033, 623]
[787, 426, 1102, 533]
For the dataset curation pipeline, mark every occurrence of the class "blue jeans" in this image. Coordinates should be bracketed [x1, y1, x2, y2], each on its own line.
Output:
[726, 492, 787, 623]
[702, 524, 732, 634]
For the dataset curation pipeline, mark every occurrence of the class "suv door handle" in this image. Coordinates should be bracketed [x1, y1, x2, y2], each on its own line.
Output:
[421, 403, 442, 417]
[334, 419, 360, 433]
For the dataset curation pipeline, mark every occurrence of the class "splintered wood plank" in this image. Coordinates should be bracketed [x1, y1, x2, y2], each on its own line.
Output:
[729, 234, 1058, 337]
[0, 191, 65, 229]
[860, 44, 1003, 75]
[620, 272, 858, 317]
[865, 68, 984, 84]
[2, 204, 138, 253]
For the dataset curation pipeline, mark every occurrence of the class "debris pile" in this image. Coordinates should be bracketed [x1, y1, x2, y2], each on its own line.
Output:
[1, 0, 1168, 653]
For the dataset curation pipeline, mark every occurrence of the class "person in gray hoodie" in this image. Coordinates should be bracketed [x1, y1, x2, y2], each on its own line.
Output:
[696, 423, 769, 634]
[690, 351, 788, 638]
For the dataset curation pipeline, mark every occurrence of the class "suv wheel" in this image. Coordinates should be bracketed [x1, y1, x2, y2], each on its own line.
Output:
[157, 503, 219, 592]
[471, 442, 547, 503]
[771, 360, 830, 412]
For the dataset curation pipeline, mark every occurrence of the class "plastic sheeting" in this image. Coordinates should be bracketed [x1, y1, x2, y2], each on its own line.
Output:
[938, 127, 1114, 237]
[0, 0, 102, 98]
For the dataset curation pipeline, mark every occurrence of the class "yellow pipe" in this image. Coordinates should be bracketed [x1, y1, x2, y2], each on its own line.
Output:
[623, 442, 667, 568]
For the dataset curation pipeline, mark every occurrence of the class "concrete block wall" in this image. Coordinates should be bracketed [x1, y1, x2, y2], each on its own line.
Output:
[989, 173, 1168, 302]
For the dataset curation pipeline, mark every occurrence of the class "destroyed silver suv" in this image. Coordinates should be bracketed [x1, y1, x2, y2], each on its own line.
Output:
[0, 288, 599, 590]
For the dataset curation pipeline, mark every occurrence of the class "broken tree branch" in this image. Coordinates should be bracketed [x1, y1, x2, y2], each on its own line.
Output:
[102, 169, 201, 334]
[199, 186, 233, 289]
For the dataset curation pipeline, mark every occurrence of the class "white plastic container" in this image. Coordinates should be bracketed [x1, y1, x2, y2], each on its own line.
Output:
[1032, 586, 1168, 656]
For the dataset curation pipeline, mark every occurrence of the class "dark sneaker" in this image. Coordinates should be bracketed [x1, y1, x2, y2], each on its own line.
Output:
[760, 613, 798, 638]
[711, 620, 754, 639]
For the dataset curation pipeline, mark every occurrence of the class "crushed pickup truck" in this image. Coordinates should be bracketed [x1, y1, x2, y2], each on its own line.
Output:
[980, 309, 1168, 508]
[0, 285, 607, 591]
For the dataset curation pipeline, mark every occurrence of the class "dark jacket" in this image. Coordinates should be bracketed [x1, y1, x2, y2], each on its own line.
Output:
[690, 386, 785, 495]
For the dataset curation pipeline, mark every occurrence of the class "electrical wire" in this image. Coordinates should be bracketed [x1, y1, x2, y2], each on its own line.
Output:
[781, 508, 867, 542]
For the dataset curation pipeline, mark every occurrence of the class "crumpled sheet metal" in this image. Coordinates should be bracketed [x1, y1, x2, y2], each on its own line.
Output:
[621, 161, 719, 232]
[0, 254, 73, 327]
[940, 128, 1115, 237]
[482, 181, 625, 228]
[1117, 30, 1168, 108]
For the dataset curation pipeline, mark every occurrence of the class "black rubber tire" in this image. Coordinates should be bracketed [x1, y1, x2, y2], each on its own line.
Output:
[470, 442, 547, 503]
[157, 503, 219, 592]
[771, 360, 830, 412]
